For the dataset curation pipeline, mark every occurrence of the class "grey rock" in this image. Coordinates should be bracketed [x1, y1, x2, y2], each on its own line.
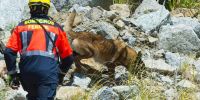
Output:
[171, 17, 200, 38]
[6, 86, 27, 100]
[115, 20, 125, 29]
[177, 79, 196, 89]
[115, 66, 128, 82]
[120, 30, 136, 46]
[195, 92, 200, 100]
[133, 0, 163, 18]
[110, 4, 130, 18]
[68, 0, 92, 7]
[52, 0, 68, 11]
[157, 74, 173, 85]
[165, 52, 183, 67]
[112, 85, 139, 99]
[195, 72, 200, 84]
[86, 7, 104, 20]
[92, 86, 119, 100]
[164, 88, 178, 100]
[103, 11, 118, 21]
[69, 4, 91, 14]
[0, 0, 28, 30]
[94, 21, 119, 39]
[128, 0, 170, 33]
[194, 59, 200, 72]
[129, 7, 170, 33]
[72, 73, 91, 89]
[158, 24, 200, 53]
[143, 59, 178, 72]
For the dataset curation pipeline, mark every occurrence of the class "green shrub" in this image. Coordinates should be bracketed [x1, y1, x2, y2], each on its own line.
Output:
[166, 0, 200, 11]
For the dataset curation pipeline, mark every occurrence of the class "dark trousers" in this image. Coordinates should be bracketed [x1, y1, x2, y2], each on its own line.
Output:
[20, 74, 58, 100]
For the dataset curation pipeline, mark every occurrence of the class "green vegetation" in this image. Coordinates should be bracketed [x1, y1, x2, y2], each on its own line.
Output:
[166, 0, 200, 11]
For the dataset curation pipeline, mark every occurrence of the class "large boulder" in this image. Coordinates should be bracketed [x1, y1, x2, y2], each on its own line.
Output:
[128, 0, 170, 33]
[0, 0, 57, 31]
[92, 86, 119, 100]
[158, 24, 200, 53]
[52, 0, 68, 11]
[69, 4, 92, 14]
[171, 17, 200, 38]
[132, 0, 163, 17]
[86, 7, 104, 20]
[94, 21, 120, 39]
[0, 0, 28, 30]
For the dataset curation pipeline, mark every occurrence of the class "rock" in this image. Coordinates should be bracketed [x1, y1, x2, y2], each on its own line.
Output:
[0, 0, 28, 30]
[92, 86, 119, 100]
[143, 59, 178, 72]
[133, 0, 163, 18]
[86, 7, 104, 20]
[56, 86, 86, 100]
[171, 17, 200, 38]
[120, 30, 136, 46]
[128, 0, 170, 33]
[165, 52, 183, 67]
[153, 49, 165, 58]
[158, 24, 200, 53]
[115, 66, 128, 82]
[69, 4, 92, 14]
[103, 11, 118, 21]
[177, 79, 196, 89]
[195, 72, 200, 83]
[52, 0, 68, 11]
[128, 6, 170, 33]
[194, 59, 200, 72]
[110, 4, 130, 18]
[164, 88, 178, 100]
[0, 0, 57, 31]
[0, 78, 5, 91]
[72, 73, 91, 89]
[95, 21, 120, 39]
[90, 0, 113, 10]
[157, 74, 173, 85]
[148, 36, 158, 43]
[69, 0, 92, 7]
[112, 85, 139, 99]
[115, 20, 125, 29]
[195, 92, 200, 100]
[6, 86, 27, 100]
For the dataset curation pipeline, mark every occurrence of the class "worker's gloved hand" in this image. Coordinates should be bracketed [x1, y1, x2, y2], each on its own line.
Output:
[8, 73, 20, 90]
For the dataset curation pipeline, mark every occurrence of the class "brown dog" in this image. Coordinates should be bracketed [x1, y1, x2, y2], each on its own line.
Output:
[64, 12, 145, 79]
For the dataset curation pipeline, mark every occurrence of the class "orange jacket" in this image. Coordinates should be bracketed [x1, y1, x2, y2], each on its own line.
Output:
[7, 18, 72, 59]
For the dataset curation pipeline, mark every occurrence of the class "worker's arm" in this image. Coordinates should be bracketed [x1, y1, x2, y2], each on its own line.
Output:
[4, 28, 19, 75]
[4, 27, 20, 89]
[57, 29, 74, 73]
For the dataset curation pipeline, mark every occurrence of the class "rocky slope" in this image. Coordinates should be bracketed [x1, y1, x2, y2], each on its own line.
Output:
[0, 0, 200, 100]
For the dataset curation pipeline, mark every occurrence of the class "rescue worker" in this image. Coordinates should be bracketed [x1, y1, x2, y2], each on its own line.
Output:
[4, 0, 74, 99]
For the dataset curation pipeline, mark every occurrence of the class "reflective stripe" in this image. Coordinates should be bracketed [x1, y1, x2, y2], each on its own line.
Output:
[47, 32, 56, 52]
[22, 31, 28, 51]
[21, 50, 56, 59]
